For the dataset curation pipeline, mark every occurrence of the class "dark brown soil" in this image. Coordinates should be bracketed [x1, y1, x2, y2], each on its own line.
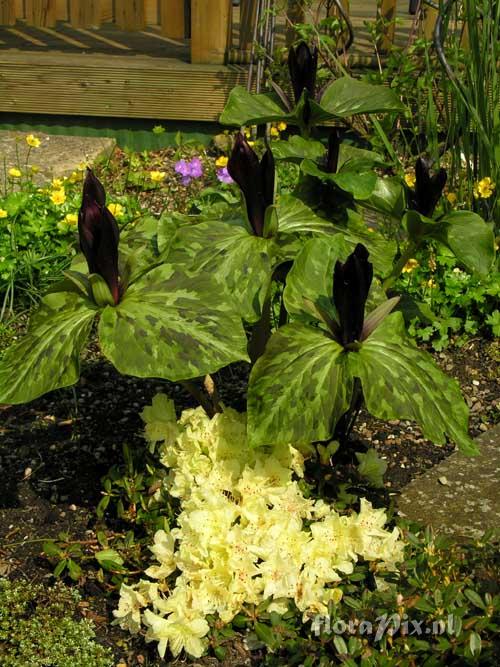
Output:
[0, 337, 498, 666]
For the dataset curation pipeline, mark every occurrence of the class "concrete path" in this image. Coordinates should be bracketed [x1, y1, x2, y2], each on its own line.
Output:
[0, 131, 115, 184]
[397, 424, 500, 540]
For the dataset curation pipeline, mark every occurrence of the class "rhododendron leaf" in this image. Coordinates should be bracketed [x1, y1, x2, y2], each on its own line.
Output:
[277, 196, 396, 276]
[166, 221, 274, 323]
[0, 291, 97, 404]
[347, 311, 478, 456]
[320, 77, 405, 116]
[248, 324, 352, 447]
[98, 264, 249, 382]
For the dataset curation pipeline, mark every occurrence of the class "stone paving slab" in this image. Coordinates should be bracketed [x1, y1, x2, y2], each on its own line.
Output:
[397, 424, 500, 540]
[0, 131, 116, 184]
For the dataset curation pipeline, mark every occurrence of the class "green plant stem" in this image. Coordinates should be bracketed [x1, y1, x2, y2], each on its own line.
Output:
[382, 241, 419, 291]
[248, 294, 272, 364]
[180, 379, 217, 418]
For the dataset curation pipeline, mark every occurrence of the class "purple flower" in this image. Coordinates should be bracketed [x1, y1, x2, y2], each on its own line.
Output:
[217, 166, 234, 184]
[174, 157, 204, 185]
[189, 157, 203, 179]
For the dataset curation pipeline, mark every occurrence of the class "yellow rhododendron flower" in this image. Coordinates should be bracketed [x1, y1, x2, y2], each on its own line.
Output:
[215, 156, 228, 168]
[8, 168, 22, 178]
[402, 258, 419, 273]
[50, 189, 66, 205]
[26, 134, 41, 148]
[473, 176, 495, 199]
[277, 121, 287, 132]
[117, 397, 405, 660]
[150, 170, 166, 183]
[0, 209, 7, 219]
[404, 171, 416, 188]
[107, 202, 125, 218]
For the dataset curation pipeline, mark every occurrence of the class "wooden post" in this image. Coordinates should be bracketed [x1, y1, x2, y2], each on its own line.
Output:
[145, 0, 157, 24]
[115, 0, 145, 31]
[56, 0, 68, 20]
[160, 0, 185, 39]
[101, 0, 113, 23]
[25, 0, 57, 26]
[0, 0, 16, 25]
[191, 0, 231, 64]
[377, 0, 397, 53]
[286, 0, 305, 46]
[69, 1, 101, 28]
[423, 5, 438, 41]
[239, 0, 257, 52]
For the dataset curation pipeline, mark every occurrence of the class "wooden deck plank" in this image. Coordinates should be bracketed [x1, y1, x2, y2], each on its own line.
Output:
[37, 26, 90, 48]
[68, 24, 131, 50]
[6, 27, 47, 46]
[0, 50, 249, 121]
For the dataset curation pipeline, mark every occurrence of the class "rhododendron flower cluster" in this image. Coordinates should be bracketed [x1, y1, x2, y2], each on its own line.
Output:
[114, 394, 404, 660]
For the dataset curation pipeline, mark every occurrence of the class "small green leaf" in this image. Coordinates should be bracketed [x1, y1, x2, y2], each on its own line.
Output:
[469, 631, 482, 656]
[355, 448, 387, 487]
[53, 559, 68, 577]
[89, 273, 115, 307]
[333, 635, 348, 654]
[43, 541, 63, 558]
[95, 548, 125, 572]
[465, 589, 486, 610]
[67, 559, 83, 581]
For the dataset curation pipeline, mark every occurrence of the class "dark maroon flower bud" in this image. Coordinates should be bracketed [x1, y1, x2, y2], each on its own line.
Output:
[333, 244, 373, 346]
[78, 169, 121, 304]
[410, 157, 447, 218]
[227, 133, 275, 237]
[288, 42, 318, 105]
[326, 129, 341, 174]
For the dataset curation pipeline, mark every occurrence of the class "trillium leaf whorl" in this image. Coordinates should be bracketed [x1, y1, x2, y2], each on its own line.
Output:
[79, 169, 121, 304]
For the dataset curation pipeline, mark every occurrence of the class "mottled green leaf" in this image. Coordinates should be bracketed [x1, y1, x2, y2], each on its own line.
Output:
[284, 237, 387, 325]
[277, 196, 396, 275]
[301, 159, 378, 199]
[166, 221, 274, 323]
[247, 324, 352, 447]
[320, 77, 405, 117]
[347, 312, 478, 455]
[355, 448, 387, 487]
[0, 292, 97, 404]
[98, 264, 249, 382]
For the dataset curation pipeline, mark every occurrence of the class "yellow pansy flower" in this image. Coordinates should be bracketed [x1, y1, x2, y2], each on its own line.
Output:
[51, 178, 64, 189]
[150, 170, 166, 183]
[50, 189, 66, 205]
[108, 202, 125, 218]
[404, 172, 416, 188]
[446, 192, 457, 205]
[64, 213, 78, 225]
[402, 258, 419, 273]
[215, 156, 228, 168]
[8, 168, 22, 178]
[0, 209, 8, 219]
[277, 121, 287, 132]
[473, 176, 495, 199]
[26, 134, 41, 148]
